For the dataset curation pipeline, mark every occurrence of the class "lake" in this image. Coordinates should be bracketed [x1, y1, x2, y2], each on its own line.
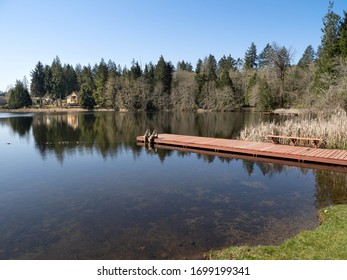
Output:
[0, 111, 346, 259]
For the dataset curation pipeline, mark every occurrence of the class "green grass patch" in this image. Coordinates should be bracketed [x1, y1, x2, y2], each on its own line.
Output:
[209, 204, 347, 260]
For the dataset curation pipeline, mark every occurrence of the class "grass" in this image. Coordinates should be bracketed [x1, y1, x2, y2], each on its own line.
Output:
[209, 204, 347, 260]
[239, 109, 347, 149]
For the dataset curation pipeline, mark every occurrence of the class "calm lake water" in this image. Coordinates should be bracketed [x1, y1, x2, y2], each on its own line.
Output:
[0, 111, 346, 260]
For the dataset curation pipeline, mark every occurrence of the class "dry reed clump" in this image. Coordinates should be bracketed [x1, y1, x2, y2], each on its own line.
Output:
[239, 109, 347, 149]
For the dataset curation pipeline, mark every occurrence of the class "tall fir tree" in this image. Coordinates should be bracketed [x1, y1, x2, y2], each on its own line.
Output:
[154, 55, 174, 94]
[79, 65, 96, 109]
[50, 56, 66, 107]
[258, 43, 273, 68]
[30, 61, 45, 106]
[130, 60, 142, 80]
[153, 56, 174, 110]
[244, 42, 258, 69]
[64, 64, 78, 96]
[298, 45, 316, 68]
[94, 58, 109, 107]
[314, 1, 341, 90]
[338, 11, 347, 58]
[218, 55, 237, 73]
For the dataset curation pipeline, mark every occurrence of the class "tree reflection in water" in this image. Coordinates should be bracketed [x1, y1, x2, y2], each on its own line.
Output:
[1, 111, 346, 259]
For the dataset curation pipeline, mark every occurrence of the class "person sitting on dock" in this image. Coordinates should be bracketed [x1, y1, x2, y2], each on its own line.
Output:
[149, 129, 158, 143]
[144, 128, 151, 143]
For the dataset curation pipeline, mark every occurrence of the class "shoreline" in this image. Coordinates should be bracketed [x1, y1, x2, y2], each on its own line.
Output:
[209, 204, 347, 260]
[0, 106, 307, 114]
[0, 107, 117, 113]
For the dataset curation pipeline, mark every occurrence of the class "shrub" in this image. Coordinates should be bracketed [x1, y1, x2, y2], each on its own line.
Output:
[8, 80, 32, 109]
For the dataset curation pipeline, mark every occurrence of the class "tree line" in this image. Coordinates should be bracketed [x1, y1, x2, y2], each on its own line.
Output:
[5, 1, 347, 112]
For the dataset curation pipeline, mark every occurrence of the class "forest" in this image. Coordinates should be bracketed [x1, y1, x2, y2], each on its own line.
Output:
[3, 2, 347, 112]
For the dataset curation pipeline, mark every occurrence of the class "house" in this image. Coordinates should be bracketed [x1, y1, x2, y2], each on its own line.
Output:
[66, 92, 79, 105]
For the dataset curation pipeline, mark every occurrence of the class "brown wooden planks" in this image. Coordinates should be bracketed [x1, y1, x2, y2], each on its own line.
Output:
[137, 133, 347, 166]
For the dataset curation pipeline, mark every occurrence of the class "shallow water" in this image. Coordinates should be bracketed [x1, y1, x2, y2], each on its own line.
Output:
[0, 111, 346, 259]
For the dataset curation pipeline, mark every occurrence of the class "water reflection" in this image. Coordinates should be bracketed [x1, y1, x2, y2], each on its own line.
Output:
[1, 111, 281, 161]
[0, 112, 346, 260]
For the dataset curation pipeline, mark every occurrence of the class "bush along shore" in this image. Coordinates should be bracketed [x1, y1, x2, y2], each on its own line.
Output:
[239, 109, 347, 150]
[209, 204, 347, 260]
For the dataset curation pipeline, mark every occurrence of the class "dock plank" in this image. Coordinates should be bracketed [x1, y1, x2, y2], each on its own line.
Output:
[136, 134, 347, 167]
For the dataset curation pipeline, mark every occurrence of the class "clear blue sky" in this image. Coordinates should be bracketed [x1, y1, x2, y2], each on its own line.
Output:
[0, 0, 345, 92]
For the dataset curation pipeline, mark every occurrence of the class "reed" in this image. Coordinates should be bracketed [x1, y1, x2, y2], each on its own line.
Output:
[239, 109, 347, 149]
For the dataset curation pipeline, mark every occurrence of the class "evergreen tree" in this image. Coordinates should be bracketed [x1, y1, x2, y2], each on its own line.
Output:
[105, 71, 121, 109]
[244, 42, 258, 69]
[143, 62, 155, 91]
[176, 60, 193, 72]
[64, 64, 78, 95]
[107, 59, 119, 76]
[338, 11, 347, 58]
[94, 58, 109, 107]
[154, 55, 174, 94]
[258, 43, 273, 68]
[218, 55, 237, 73]
[199, 55, 218, 109]
[153, 56, 174, 110]
[50, 56, 66, 107]
[143, 62, 155, 110]
[130, 60, 142, 79]
[314, 1, 341, 90]
[43, 65, 52, 97]
[203, 54, 218, 81]
[298, 45, 316, 68]
[195, 58, 204, 106]
[257, 78, 273, 111]
[79, 65, 96, 110]
[8, 80, 32, 109]
[30, 61, 45, 106]
[319, 1, 341, 60]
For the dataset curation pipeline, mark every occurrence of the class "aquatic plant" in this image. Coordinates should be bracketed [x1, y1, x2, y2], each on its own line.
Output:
[239, 109, 347, 149]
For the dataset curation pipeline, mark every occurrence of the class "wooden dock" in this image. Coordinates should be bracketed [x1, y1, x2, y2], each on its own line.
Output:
[136, 133, 347, 167]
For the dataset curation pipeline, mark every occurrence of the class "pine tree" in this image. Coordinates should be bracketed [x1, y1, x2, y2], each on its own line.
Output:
[50, 56, 67, 107]
[319, 1, 341, 60]
[64, 64, 78, 95]
[218, 55, 237, 73]
[244, 42, 258, 69]
[94, 58, 109, 107]
[314, 1, 341, 90]
[30, 61, 45, 106]
[258, 43, 273, 68]
[79, 65, 96, 110]
[130, 60, 142, 79]
[154, 55, 174, 94]
[257, 78, 273, 111]
[176, 60, 193, 72]
[298, 45, 316, 68]
[153, 56, 174, 110]
[43, 65, 52, 98]
[338, 11, 347, 58]
[195, 58, 204, 107]
[204, 54, 218, 81]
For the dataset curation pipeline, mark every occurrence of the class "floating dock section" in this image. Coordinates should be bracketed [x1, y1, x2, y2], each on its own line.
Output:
[136, 133, 347, 167]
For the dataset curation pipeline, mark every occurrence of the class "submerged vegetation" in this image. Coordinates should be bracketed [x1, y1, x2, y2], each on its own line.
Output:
[209, 204, 347, 260]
